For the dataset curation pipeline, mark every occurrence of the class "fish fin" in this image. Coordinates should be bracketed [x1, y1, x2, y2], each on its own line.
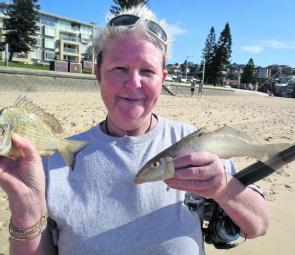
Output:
[213, 126, 254, 143]
[13, 96, 64, 134]
[259, 143, 292, 162]
[179, 128, 206, 143]
[58, 140, 89, 170]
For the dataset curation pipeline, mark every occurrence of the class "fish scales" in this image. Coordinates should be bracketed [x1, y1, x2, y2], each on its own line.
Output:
[0, 97, 88, 170]
[134, 126, 292, 184]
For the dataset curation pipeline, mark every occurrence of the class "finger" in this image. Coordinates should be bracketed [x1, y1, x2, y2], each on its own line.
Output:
[174, 165, 215, 180]
[165, 178, 216, 192]
[174, 151, 217, 169]
[11, 133, 39, 160]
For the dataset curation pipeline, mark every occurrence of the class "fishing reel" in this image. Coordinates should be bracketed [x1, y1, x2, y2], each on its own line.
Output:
[184, 194, 241, 249]
[202, 200, 240, 249]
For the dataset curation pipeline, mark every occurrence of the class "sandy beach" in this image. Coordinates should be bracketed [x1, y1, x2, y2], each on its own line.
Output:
[0, 91, 294, 255]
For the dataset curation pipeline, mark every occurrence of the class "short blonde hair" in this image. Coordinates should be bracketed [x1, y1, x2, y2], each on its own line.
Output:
[93, 5, 171, 66]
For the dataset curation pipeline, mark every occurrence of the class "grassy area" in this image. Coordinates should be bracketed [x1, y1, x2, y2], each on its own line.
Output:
[0, 61, 50, 70]
[0, 61, 93, 74]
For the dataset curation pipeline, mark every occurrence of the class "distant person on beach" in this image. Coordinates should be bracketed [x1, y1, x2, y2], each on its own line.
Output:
[198, 82, 204, 96]
[190, 80, 196, 96]
[0, 5, 269, 255]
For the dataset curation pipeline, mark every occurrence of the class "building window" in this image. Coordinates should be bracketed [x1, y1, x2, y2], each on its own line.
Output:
[39, 15, 56, 27]
[59, 32, 78, 42]
[34, 37, 42, 47]
[31, 49, 42, 60]
[44, 38, 55, 49]
[44, 26, 56, 37]
[80, 35, 90, 44]
[44, 51, 55, 60]
[57, 20, 71, 31]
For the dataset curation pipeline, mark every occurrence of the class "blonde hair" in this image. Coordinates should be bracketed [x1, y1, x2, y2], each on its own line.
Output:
[93, 5, 172, 66]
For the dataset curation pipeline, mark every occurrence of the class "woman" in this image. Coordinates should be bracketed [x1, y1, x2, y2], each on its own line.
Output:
[0, 5, 269, 255]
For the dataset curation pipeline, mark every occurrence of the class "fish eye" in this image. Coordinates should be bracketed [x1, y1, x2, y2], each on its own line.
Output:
[151, 161, 160, 168]
[0, 129, 5, 136]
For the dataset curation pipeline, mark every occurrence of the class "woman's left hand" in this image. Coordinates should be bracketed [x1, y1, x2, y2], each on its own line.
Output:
[164, 151, 231, 200]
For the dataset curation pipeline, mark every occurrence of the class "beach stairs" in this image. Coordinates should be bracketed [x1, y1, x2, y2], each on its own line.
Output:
[162, 84, 177, 96]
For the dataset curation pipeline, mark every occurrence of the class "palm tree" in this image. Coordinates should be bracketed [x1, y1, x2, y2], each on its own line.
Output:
[110, 0, 149, 15]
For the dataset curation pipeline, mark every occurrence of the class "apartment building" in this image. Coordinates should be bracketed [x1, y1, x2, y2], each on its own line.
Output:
[257, 67, 271, 79]
[0, 2, 96, 65]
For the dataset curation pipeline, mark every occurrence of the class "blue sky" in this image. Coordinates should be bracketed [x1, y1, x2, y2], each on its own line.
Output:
[31, 0, 295, 67]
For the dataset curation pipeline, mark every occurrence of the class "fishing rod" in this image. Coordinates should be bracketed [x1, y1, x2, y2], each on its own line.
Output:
[186, 144, 295, 249]
[234, 144, 295, 185]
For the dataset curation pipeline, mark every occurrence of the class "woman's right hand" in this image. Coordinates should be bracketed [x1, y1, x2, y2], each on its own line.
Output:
[0, 133, 47, 227]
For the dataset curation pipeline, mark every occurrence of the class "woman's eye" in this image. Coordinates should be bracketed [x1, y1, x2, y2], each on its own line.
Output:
[141, 69, 154, 75]
[115, 67, 128, 73]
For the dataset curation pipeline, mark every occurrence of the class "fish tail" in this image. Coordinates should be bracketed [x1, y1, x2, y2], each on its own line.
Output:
[58, 140, 89, 170]
[259, 143, 291, 162]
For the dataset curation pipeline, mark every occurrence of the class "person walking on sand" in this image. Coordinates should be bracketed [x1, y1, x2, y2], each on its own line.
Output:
[190, 80, 196, 96]
[198, 82, 204, 96]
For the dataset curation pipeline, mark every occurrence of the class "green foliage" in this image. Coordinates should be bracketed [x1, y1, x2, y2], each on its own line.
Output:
[210, 23, 232, 85]
[3, 0, 40, 61]
[0, 61, 49, 70]
[200, 26, 216, 83]
[241, 58, 257, 85]
[110, 0, 149, 15]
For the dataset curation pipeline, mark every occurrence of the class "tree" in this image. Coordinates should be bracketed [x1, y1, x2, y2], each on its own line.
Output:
[200, 27, 216, 83]
[241, 58, 257, 85]
[210, 23, 232, 85]
[110, 0, 149, 14]
[3, 0, 40, 61]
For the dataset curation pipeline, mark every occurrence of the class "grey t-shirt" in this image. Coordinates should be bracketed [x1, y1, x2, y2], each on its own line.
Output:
[44, 116, 233, 255]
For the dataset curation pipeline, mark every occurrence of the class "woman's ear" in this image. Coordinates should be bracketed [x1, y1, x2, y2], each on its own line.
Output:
[162, 69, 168, 84]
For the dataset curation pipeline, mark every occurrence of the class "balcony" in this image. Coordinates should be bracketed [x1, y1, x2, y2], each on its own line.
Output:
[64, 47, 78, 54]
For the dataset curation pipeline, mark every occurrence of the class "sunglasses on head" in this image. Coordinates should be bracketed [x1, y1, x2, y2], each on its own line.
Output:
[107, 14, 167, 45]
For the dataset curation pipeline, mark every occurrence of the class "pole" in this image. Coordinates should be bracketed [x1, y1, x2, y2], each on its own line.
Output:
[201, 58, 205, 86]
[5, 43, 8, 67]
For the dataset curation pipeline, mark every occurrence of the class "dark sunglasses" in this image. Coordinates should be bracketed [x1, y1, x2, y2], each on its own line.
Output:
[108, 14, 167, 45]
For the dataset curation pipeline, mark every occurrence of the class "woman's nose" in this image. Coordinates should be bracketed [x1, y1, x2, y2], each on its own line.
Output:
[124, 71, 142, 89]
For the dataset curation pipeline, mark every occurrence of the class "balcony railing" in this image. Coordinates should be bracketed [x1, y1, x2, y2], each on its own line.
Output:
[64, 47, 78, 54]
[59, 35, 79, 42]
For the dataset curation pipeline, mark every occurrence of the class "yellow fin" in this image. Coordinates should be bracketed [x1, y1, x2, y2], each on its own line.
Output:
[14, 96, 63, 134]
[58, 139, 89, 170]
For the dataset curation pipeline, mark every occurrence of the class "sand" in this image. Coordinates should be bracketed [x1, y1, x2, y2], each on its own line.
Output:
[0, 91, 294, 255]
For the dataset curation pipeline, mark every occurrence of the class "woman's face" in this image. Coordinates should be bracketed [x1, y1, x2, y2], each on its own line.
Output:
[96, 32, 167, 132]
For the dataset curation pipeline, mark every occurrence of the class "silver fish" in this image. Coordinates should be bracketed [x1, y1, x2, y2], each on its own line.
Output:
[134, 126, 291, 184]
[0, 96, 89, 170]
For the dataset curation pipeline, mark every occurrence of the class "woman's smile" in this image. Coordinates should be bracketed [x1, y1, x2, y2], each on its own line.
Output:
[119, 96, 145, 104]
